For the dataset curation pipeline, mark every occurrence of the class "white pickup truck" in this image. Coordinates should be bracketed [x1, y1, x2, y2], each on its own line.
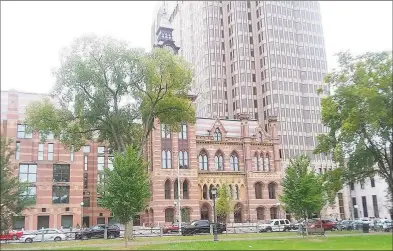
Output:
[258, 219, 291, 232]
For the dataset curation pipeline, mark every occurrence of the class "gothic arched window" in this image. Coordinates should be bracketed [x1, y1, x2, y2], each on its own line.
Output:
[179, 151, 189, 169]
[253, 153, 259, 170]
[230, 152, 239, 171]
[164, 180, 171, 199]
[260, 153, 265, 171]
[183, 180, 189, 199]
[198, 151, 208, 170]
[213, 128, 222, 141]
[202, 185, 208, 200]
[265, 153, 270, 171]
[215, 152, 224, 170]
[255, 182, 263, 199]
[162, 150, 172, 169]
[268, 182, 276, 199]
[234, 185, 239, 200]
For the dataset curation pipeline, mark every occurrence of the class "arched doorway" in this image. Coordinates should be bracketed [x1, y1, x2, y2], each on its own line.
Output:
[234, 203, 243, 223]
[200, 203, 210, 220]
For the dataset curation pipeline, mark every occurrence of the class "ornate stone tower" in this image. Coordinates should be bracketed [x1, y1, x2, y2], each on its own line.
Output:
[153, 7, 180, 55]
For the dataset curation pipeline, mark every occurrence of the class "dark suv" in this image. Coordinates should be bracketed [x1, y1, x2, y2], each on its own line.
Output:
[75, 224, 120, 240]
[182, 220, 226, 236]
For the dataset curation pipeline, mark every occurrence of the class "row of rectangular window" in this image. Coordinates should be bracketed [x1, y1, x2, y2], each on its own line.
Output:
[16, 142, 111, 164]
[22, 185, 73, 205]
[349, 177, 376, 190]
[19, 161, 113, 184]
[17, 124, 56, 140]
[161, 124, 187, 139]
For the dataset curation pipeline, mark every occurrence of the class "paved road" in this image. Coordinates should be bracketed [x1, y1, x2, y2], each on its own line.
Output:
[2, 232, 391, 250]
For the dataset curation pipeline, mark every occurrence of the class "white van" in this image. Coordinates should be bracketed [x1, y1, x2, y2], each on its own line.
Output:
[258, 219, 291, 232]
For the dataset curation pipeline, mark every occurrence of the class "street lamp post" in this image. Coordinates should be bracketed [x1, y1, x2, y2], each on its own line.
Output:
[80, 201, 84, 229]
[276, 202, 281, 219]
[174, 201, 178, 224]
[211, 187, 218, 242]
[176, 169, 182, 236]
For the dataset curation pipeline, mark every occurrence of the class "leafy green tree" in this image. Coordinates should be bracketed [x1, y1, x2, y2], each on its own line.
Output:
[314, 51, 393, 207]
[216, 184, 233, 224]
[280, 155, 326, 225]
[23, 35, 196, 239]
[97, 146, 149, 247]
[1, 136, 35, 232]
[24, 35, 195, 152]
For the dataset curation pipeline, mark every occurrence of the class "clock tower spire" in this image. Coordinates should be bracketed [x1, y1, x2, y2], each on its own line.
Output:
[153, 5, 180, 55]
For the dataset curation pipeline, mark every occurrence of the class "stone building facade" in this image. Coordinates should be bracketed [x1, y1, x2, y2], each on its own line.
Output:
[143, 112, 284, 225]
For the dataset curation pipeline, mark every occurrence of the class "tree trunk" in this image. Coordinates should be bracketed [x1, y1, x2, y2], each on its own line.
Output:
[124, 223, 128, 248]
[127, 221, 134, 241]
[305, 216, 308, 236]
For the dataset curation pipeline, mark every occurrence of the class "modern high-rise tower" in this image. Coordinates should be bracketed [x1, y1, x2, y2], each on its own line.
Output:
[154, 1, 342, 216]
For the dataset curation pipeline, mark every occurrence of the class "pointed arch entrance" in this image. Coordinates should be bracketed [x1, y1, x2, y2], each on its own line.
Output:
[234, 202, 244, 223]
[200, 203, 211, 220]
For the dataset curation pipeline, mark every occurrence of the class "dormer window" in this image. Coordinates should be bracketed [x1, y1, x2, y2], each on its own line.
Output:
[213, 128, 222, 141]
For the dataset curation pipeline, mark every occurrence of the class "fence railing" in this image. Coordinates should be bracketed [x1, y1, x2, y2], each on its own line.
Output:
[2, 223, 387, 244]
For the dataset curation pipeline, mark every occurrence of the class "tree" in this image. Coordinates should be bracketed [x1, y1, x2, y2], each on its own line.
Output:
[314, 51, 393, 207]
[24, 35, 195, 152]
[280, 155, 328, 225]
[23, 35, 196, 239]
[0, 136, 35, 232]
[216, 184, 233, 224]
[97, 146, 149, 247]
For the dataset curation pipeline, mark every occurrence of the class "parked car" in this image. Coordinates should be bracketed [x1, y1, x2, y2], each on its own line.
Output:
[181, 220, 226, 236]
[289, 220, 305, 230]
[360, 218, 374, 228]
[309, 219, 337, 231]
[375, 219, 393, 232]
[163, 223, 186, 234]
[351, 220, 365, 230]
[337, 220, 354, 231]
[75, 224, 120, 240]
[19, 229, 67, 243]
[0, 230, 24, 241]
[259, 219, 291, 232]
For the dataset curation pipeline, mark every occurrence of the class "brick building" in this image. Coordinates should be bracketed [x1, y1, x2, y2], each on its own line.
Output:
[144, 112, 284, 225]
[1, 90, 114, 230]
[1, 90, 284, 230]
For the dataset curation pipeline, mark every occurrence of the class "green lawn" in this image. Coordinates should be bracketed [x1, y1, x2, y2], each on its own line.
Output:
[135, 235, 393, 250]
[0, 231, 386, 250]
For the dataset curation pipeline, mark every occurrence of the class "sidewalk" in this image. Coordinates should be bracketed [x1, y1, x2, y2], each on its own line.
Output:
[2, 232, 390, 250]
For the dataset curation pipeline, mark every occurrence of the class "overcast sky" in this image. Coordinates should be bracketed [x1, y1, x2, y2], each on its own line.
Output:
[1, 1, 392, 94]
